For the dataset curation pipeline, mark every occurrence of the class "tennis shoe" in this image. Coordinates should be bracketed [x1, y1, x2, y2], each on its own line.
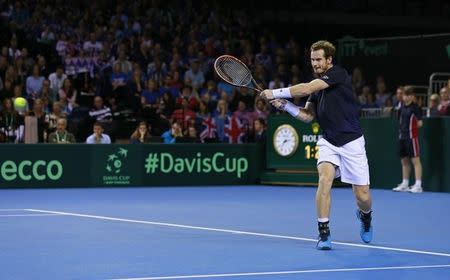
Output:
[393, 183, 409, 192]
[356, 210, 373, 243]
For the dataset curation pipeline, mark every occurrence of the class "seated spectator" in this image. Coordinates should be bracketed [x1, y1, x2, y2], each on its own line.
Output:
[129, 121, 152, 144]
[59, 78, 78, 111]
[252, 97, 269, 123]
[428, 93, 440, 117]
[110, 62, 129, 103]
[184, 60, 205, 91]
[48, 101, 67, 134]
[48, 65, 67, 93]
[86, 122, 111, 144]
[375, 78, 391, 108]
[248, 118, 267, 144]
[392, 86, 404, 109]
[89, 96, 112, 123]
[28, 98, 49, 143]
[0, 79, 14, 103]
[232, 100, 252, 129]
[176, 85, 199, 111]
[171, 98, 196, 131]
[438, 86, 450, 116]
[38, 79, 57, 108]
[47, 118, 76, 144]
[161, 122, 182, 144]
[141, 79, 161, 109]
[0, 98, 24, 143]
[179, 126, 200, 143]
[26, 64, 44, 101]
[213, 99, 231, 142]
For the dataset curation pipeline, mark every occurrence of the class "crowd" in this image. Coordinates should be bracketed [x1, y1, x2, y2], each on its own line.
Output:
[0, 1, 448, 144]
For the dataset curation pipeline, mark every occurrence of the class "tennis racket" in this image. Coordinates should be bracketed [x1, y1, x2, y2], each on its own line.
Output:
[214, 55, 263, 92]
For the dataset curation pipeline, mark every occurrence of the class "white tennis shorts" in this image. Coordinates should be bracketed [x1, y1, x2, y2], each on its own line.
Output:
[317, 136, 370, 186]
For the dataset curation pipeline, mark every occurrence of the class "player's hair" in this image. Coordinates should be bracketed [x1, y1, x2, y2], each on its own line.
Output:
[404, 86, 415, 96]
[310, 40, 336, 59]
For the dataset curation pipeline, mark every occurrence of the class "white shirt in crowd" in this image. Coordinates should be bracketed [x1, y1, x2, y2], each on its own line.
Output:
[48, 72, 67, 93]
[83, 41, 103, 56]
[86, 133, 111, 144]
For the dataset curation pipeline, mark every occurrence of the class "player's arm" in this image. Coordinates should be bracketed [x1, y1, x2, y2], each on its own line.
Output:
[270, 99, 315, 123]
[261, 79, 329, 100]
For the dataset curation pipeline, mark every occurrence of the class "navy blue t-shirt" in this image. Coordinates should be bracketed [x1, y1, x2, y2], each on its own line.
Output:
[399, 102, 422, 139]
[307, 65, 362, 146]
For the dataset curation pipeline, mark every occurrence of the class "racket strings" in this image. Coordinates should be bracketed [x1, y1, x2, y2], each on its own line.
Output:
[216, 58, 252, 86]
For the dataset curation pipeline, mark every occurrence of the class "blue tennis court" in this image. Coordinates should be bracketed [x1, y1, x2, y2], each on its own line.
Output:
[1, 186, 449, 279]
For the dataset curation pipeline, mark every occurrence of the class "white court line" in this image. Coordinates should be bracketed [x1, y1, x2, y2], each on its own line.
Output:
[0, 214, 62, 217]
[110, 264, 450, 280]
[26, 208, 450, 258]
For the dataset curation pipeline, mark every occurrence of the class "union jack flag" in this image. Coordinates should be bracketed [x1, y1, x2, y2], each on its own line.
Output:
[200, 116, 216, 142]
[224, 116, 246, 143]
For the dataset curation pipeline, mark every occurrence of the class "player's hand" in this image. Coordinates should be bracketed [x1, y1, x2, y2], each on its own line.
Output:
[260, 89, 274, 100]
[270, 99, 288, 110]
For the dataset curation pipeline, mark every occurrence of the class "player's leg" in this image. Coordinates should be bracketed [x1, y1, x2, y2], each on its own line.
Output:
[353, 184, 373, 243]
[316, 161, 336, 250]
[393, 139, 412, 191]
[339, 136, 373, 243]
[410, 156, 423, 193]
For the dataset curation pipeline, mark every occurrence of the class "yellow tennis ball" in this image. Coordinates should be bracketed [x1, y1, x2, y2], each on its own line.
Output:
[14, 97, 28, 111]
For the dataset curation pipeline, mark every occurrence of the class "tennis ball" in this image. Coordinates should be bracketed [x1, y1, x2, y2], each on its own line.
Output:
[14, 97, 27, 111]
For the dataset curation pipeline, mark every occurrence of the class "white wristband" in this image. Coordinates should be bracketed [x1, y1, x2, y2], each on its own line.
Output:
[284, 101, 300, 118]
[272, 87, 292, 99]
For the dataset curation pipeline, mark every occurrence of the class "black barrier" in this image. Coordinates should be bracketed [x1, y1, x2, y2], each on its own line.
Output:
[0, 144, 264, 187]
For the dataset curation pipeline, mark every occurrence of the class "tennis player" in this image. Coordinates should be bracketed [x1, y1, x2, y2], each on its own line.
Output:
[261, 40, 373, 250]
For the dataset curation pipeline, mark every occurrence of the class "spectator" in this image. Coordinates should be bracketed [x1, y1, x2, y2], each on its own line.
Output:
[171, 98, 196, 131]
[213, 99, 230, 142]
[28, 98, 49, 143]
[47, 101, 67, 134]
[110, 62, 129, 102]
[25, 64, 44, 100]
[89, 96, 112, 123]
[182, 126, 200, 143]
[38, 79, 57, 109]
[0, 79, 14, 103]
[184, 60, 205, 91]
[0, 98, 24, 143]
[392, 86, 404, 109]
[375, 79, 391, 108]
[48, 65, 67, 94]
[252, 97, 269, 123]
[86, 122, 111, 144]
[47, 118, 76, 144]
[161, 122, 182, 144]
[351, 67, 365, 95]
[83, 33, 103, 57]
[130, 121, 152, 144]
[58, 78, 77, 114]
[438, 86, 450, 116]
[248, 117, 266, 144]
[428, 93, 440, 117]
[141, 79, 161, 109]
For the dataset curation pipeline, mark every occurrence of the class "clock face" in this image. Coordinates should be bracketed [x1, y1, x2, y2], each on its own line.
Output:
[273, 124, 299, 157]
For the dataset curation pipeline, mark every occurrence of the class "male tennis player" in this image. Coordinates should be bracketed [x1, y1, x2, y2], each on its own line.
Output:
[261, 40, 373, 250]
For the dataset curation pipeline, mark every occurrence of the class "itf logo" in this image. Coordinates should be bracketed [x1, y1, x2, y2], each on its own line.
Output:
[102, 148, 131, 185]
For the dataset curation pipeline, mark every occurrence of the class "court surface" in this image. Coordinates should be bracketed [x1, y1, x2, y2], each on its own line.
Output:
[1, 186, 449, 280]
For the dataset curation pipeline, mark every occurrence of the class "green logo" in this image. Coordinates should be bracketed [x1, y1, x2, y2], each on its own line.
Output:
[102, 148, 131, 185]
[0, 160, 63, 181]
[144, 152, 248, 178]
